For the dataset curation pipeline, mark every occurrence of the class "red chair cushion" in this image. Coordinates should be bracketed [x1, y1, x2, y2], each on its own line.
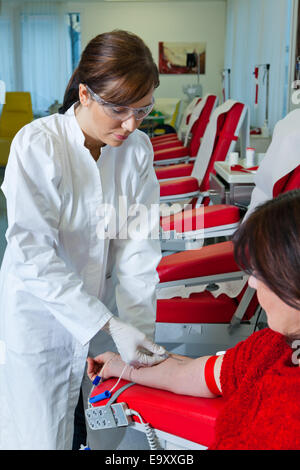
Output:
[157, 287, 257, 323]
[153, 140, 183, 151]
[152, 96, 217, 162]
[157, 291, 238, 323]
[150, 133, 178, 143]
[155, 163, 194, 180]
[199, 103, 245, 192]
[188, 95, 217, 157]
[157, 241, 238, 282]
[160, 205, 241, 233]
[90, 378, 225, 447]
[159, 177, 199, 197]
[154, 146, 189, 161]
[273, 164, 300, 197]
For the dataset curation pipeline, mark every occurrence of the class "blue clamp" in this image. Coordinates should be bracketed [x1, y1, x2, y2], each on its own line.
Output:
[89, 390, 111, 404]
[92, 376, 101, 386]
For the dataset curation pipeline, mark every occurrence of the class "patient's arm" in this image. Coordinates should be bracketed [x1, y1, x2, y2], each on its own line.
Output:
[87, 351, 223, 398]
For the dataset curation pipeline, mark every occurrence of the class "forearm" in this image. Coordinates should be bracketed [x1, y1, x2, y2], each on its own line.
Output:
[106, 353, 223, 398]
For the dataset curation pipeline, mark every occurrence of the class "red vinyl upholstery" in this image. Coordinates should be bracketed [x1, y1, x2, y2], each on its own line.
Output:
[157, 291, 238, 323]
[160, 205, 241, 233]
[152, 139, 183, 151]
[157, 241, 238, 283]
[157, 286, 258, 323]
[272, 164, 300, 197]
[154, 146, 190, 161]
[150, 98, 202, 145]
[200, 103, 244, 191]
[158, 102, 245, 199]
[151, 133, 178, 143]
[159, 176, 199, 197]
[155, 163, 194, 180]
[90, 378, 225, 447]
[153, 96, 217, 163]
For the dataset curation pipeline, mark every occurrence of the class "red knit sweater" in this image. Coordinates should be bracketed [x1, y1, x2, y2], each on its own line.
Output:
[210, 328, 300, 450]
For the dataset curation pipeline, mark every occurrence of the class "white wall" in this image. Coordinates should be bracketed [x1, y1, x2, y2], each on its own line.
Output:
[67, 1, 227, 102]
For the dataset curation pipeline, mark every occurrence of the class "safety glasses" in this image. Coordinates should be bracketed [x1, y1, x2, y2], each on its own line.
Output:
[86, 85, 154, 121]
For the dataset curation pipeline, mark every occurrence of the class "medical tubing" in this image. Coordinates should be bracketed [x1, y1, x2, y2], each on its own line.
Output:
[126, 409, 162, 450]
[88, 360, 129, 407]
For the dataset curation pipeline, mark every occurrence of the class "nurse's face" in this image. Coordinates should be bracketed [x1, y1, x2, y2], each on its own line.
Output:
[77, 84, 154, 148]
[248, 275, 300, 338]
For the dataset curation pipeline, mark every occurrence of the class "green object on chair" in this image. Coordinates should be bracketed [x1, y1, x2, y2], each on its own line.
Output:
[149, 109, 164, 126]
[0, 92, 34, 166]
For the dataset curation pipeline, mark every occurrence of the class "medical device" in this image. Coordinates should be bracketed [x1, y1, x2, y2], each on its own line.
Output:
[253, 64, 270, 137]
[221, 68, 231, 102]
[84, 362, 162, 450]
[183, 53, 202, 102]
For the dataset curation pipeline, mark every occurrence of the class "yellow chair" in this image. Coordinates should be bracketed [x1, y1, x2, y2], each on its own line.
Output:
[0, 92, 33, 166]
[169, 100, 181, 128]
[153, 99, 182, 137]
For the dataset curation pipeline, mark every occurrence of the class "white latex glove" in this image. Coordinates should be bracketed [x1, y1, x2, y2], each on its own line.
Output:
[103, 316, 169, 367]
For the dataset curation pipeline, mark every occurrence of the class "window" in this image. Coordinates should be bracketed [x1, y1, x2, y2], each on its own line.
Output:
[0, 3, 81, 117]
[224, 0, 294, 132]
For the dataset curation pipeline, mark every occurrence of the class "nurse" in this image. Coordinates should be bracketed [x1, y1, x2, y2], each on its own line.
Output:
[0, 30, 167, 450]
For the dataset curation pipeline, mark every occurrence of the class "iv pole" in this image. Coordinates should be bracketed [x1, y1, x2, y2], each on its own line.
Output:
[221, 68, 231, 102]
[253, 64, 270, 137]
[183, 52, 202, 102]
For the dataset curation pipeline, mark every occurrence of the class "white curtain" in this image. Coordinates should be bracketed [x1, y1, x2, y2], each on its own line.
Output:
[0, 1, 72, 115]
[224, 0, 294, 132]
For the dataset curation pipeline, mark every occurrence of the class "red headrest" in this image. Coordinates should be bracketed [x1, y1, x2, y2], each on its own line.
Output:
[273, 164, 300, 197]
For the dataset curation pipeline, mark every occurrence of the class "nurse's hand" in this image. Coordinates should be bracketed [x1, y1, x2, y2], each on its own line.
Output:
[102, 316, 168, 367]
[87, 352, 123, 382]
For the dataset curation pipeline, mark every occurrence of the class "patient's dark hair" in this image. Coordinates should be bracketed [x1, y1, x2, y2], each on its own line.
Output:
[59, 30, 159, 114]
[233, 189, 300, 310]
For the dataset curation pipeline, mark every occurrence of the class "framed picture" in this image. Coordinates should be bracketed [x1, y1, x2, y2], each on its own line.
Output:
[159, 41, 206, 75]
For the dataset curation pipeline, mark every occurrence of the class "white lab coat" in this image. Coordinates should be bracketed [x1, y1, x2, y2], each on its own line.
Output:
[246, 108, 300, 218]
[0, 104, 161, 450]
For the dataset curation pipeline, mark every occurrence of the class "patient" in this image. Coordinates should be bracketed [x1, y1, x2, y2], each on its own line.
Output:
[87, 190, 300, 450]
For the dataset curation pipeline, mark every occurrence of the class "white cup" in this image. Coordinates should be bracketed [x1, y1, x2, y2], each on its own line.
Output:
[246, 147, 256, 167]
[228, 152, 239, 166]
[257, 153, 265, 165]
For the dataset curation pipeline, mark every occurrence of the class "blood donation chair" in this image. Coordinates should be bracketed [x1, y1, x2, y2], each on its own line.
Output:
[158, 101, 249, 251]
[84, 239, 259, 450]
[150, 97, 201, 145]
[152, 95, 218, 166]
[156, 163, 300, 357]
[159, 101, 249, 205]
[87, 378, 224, 450]
[159, 204, 242, 252]
[85, 239, 257, 450]
[84, 140, 300, 453]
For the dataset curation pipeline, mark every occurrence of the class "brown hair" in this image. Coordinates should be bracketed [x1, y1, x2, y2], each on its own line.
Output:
[59, 30, 159, 114]
[233, 189, 300, 310]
